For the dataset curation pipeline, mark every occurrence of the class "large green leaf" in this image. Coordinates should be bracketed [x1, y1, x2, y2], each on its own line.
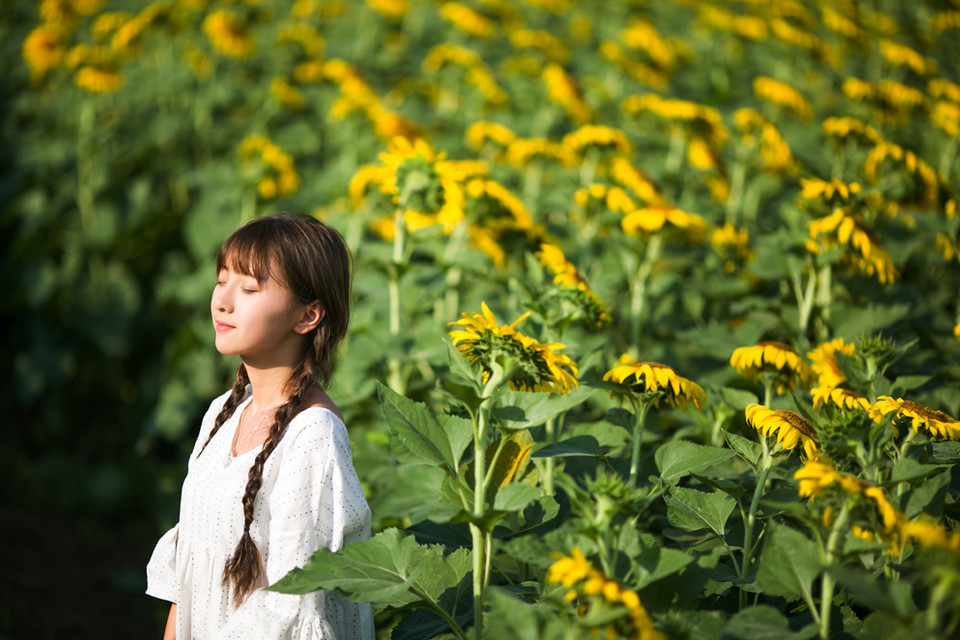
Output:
[722, 430, 763, 468]
[532, 435, 603, 458]
[664, 486, 736, 538]
[269, 528, 470, 609]
[491, 387, 596, 430]
[656, 441, 737, 484]
[722, 605, 818, 640]
[378, 382, 473, 475]
[755, 524, 821, 603]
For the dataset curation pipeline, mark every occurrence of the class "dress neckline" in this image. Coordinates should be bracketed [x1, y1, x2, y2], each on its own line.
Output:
[224, 397, 341, 466]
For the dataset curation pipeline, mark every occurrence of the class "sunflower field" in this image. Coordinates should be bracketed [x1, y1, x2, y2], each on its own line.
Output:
[7, 0, 960, 638]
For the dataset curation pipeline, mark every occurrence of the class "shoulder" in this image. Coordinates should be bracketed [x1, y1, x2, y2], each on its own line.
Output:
[280, 407, 351, 457]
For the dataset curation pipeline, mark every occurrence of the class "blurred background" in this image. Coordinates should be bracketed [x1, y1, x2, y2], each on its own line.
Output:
[4, 0, 960, 637]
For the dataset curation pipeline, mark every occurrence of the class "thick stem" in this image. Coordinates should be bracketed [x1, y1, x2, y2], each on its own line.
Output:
[630, 234, 664, 350]
[469, 523, 484, 640]
[542, 417, 557, 495]
[742, 436, 772, 583]
[77, 100, 95, 233]
[470, 404, 490, 639]
[387, 209, 406, 393]
[820, 501, 851, 640]
[629, 402, 651, 487]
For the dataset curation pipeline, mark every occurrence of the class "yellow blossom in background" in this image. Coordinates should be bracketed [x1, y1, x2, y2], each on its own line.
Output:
[623, 94, 727, 147]
[441, 2, 495, 39]
[734, 108, 797, 174]
[463, 67, 508, 105]
[730, 341, 813, 393]
[422, 43, 482, 72]
[811, 386, 871, 412]
[931, 101, 960, 137]
[238, 135, 300, 199]
[937, 233, 960, 263]
[449, 302, 578, 393]
[753, 76, 814, 120]
[795, 460, 865, 499]
[844, 77, 928, 121]
[821, 6, 866, 43]
[75, 65, 123, 93]
[807, 210, 897, 284]
[928, 78, 960, 103]
[807, 338, 855, 388]
[696, 4, 768, 41]
[465, 121, 516, 151]
[932, 10, 960, 35]
[879, 39, 937, 76]
[770, 17, 839, 67]
[535, 243, 611, 328]
[181, 42, 212, 79]
[620, 18, 678, 73]
[506, 137, 575, 167]
[604, 357, 705, 411]
[870, 397, 960, 440]
[508, 28, 569, 63]
[609, 157, 664, 204]
[621, 205, 709, 240]
[863, 142, 939, 210]
[270, 76, 305, 111]
[745, 403, 819, 459]
[92, 12, 133, 42]
[561, 125, 631, 157]
[599, 41, 669, 88]
[542, 64, 593, 124]
[711, 223, 754, 271]
[547, 547, 665, 640]
[278, 22, 325, 58]
[799, 177, 861, 203]
[23, 24, 67, 79]
[348, 164, 391, 207]
[822, 116, 884, 146]
[955, 324, 960, 339]
[203, 10, 256, 59]
[365, 0, 407, 20]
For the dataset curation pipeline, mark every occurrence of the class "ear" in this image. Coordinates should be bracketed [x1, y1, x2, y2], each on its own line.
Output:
[294, 301, 325, 334]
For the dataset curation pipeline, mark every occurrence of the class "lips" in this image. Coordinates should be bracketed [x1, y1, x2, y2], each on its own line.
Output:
[214, 321, 235, 332]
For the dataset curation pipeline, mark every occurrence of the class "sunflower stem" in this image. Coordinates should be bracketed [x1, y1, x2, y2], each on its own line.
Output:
[629, 401, 652, 487]
[388, 208, 407, 393]
[820, 500, 851, 640]
[77, 99, 96, 234]
[630, 233, 664, 351]
[542, 416, 557, 496]
[470, 401, 490, 640]
[741, 435, 772, 597]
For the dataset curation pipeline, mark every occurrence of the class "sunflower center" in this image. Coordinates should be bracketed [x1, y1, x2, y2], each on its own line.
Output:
[776, 410, 817, 439]
[902, 400, 952, 423]
[758, 340, 793, 351]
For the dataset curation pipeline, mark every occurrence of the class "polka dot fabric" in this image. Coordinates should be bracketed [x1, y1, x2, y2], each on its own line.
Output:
[147, 390, 374, 639]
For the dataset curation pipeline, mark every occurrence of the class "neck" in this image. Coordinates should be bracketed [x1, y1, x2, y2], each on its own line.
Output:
[242, 360, 297, 411]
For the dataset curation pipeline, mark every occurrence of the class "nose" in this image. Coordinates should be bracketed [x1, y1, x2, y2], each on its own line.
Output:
[212, 285, 232, 313]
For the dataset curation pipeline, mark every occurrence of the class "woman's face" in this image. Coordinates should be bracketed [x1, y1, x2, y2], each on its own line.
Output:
[210, 266, 311, 367]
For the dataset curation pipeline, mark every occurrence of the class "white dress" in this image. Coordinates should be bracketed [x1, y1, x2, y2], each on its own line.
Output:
[146, 389, 375, 640]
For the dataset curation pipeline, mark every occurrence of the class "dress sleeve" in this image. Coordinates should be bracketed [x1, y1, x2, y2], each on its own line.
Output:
[214, 411, 374, 640]
[145, 524, 180, 603]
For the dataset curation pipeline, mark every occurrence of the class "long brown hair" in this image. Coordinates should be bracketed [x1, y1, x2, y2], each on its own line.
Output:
[198, 212, 351, 604]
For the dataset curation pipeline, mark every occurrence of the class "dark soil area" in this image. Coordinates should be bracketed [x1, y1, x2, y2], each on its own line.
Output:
[0, 504, 167, 640]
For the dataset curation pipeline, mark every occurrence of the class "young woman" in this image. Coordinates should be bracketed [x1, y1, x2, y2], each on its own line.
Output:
[147, 213, 374, 639]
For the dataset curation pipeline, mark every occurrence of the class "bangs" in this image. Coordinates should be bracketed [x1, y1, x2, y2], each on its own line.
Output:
[216, 223, 278, 284]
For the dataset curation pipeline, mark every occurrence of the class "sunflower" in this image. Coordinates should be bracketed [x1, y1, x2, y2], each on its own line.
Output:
[621, 205, 709, 239]
[794, 460, 866, 499]
[542, 64, 593, 125]
[465, 121, 516, 151]
[75, 66, 123, 93]
[547, 547, 664, 640]
[807, 338, 855, 388]
[753, 76, 814, 120]
[799, 177, 862, 203]
[730, 341, 812, 394]
[449, 302, 578, 394]
[203, 10, 256, 59]
[745, 403, 819, 459]
[376, 137, 465, 230]
[807, 210, 897, 284]
[440, 2, 495, 39]
[23, 24, 67, 79]
[869, 396, 960, 440]
[561, 124, 632, 157]
[812, 386, 871, 412]
[604, 357, 705, 412]
[535, 243, 612, 328]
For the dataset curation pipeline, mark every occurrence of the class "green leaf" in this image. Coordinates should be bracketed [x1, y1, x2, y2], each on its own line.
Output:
[378, 382, 472, 475]
[532, 435, 603, 458]
[755, 524, 821, 603]
[902, 468, 950, 518]
[829, 566, 917, 618]
[493, 483, 541, 512]
[491, 387, 596, 430]
[723, 430, 763, 467]
[722, 605, 818, 640]
[833, 303, 911, 338]
[632, 545, 695, 590]
[664, 486, 736, 538]
[656, 441, 737, 484]
[269, 528, 469, 609]
[889, 374, 932, 395]
[889, 458, 948, 485]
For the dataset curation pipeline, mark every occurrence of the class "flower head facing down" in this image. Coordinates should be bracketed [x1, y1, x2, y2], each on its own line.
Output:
[604, 357, 706, 412]
[449, 302, 578, 394]
[730, 341, 813, 393]
[745, 403, 819, 459]
[535, 243, 612, 328]
[869, 397, 960, 440]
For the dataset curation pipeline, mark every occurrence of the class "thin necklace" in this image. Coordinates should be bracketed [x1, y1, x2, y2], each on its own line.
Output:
[231, 402, 280, 457]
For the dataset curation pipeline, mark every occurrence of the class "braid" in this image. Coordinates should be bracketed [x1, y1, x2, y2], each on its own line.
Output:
[222, 350, 320, 604]
[198, 365, 250, 457]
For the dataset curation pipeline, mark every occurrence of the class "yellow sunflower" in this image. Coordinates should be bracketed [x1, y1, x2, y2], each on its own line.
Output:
[561, 124, 632, 157]
[535, 243, 611, 328]
[604, 357, 705, 412]
[203, 10, 256, 59]
[621, 204, 709, 239]
[811, 386, 871, 412]
[449, 302, 578, 394]
[23, 24, 67, 79]
[869, 396, 960, 440]
[745, 403, 819, 459]
[730, 341, 813, 394]
[807, 210, 897, 284]
[753, 76, 814, 120]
